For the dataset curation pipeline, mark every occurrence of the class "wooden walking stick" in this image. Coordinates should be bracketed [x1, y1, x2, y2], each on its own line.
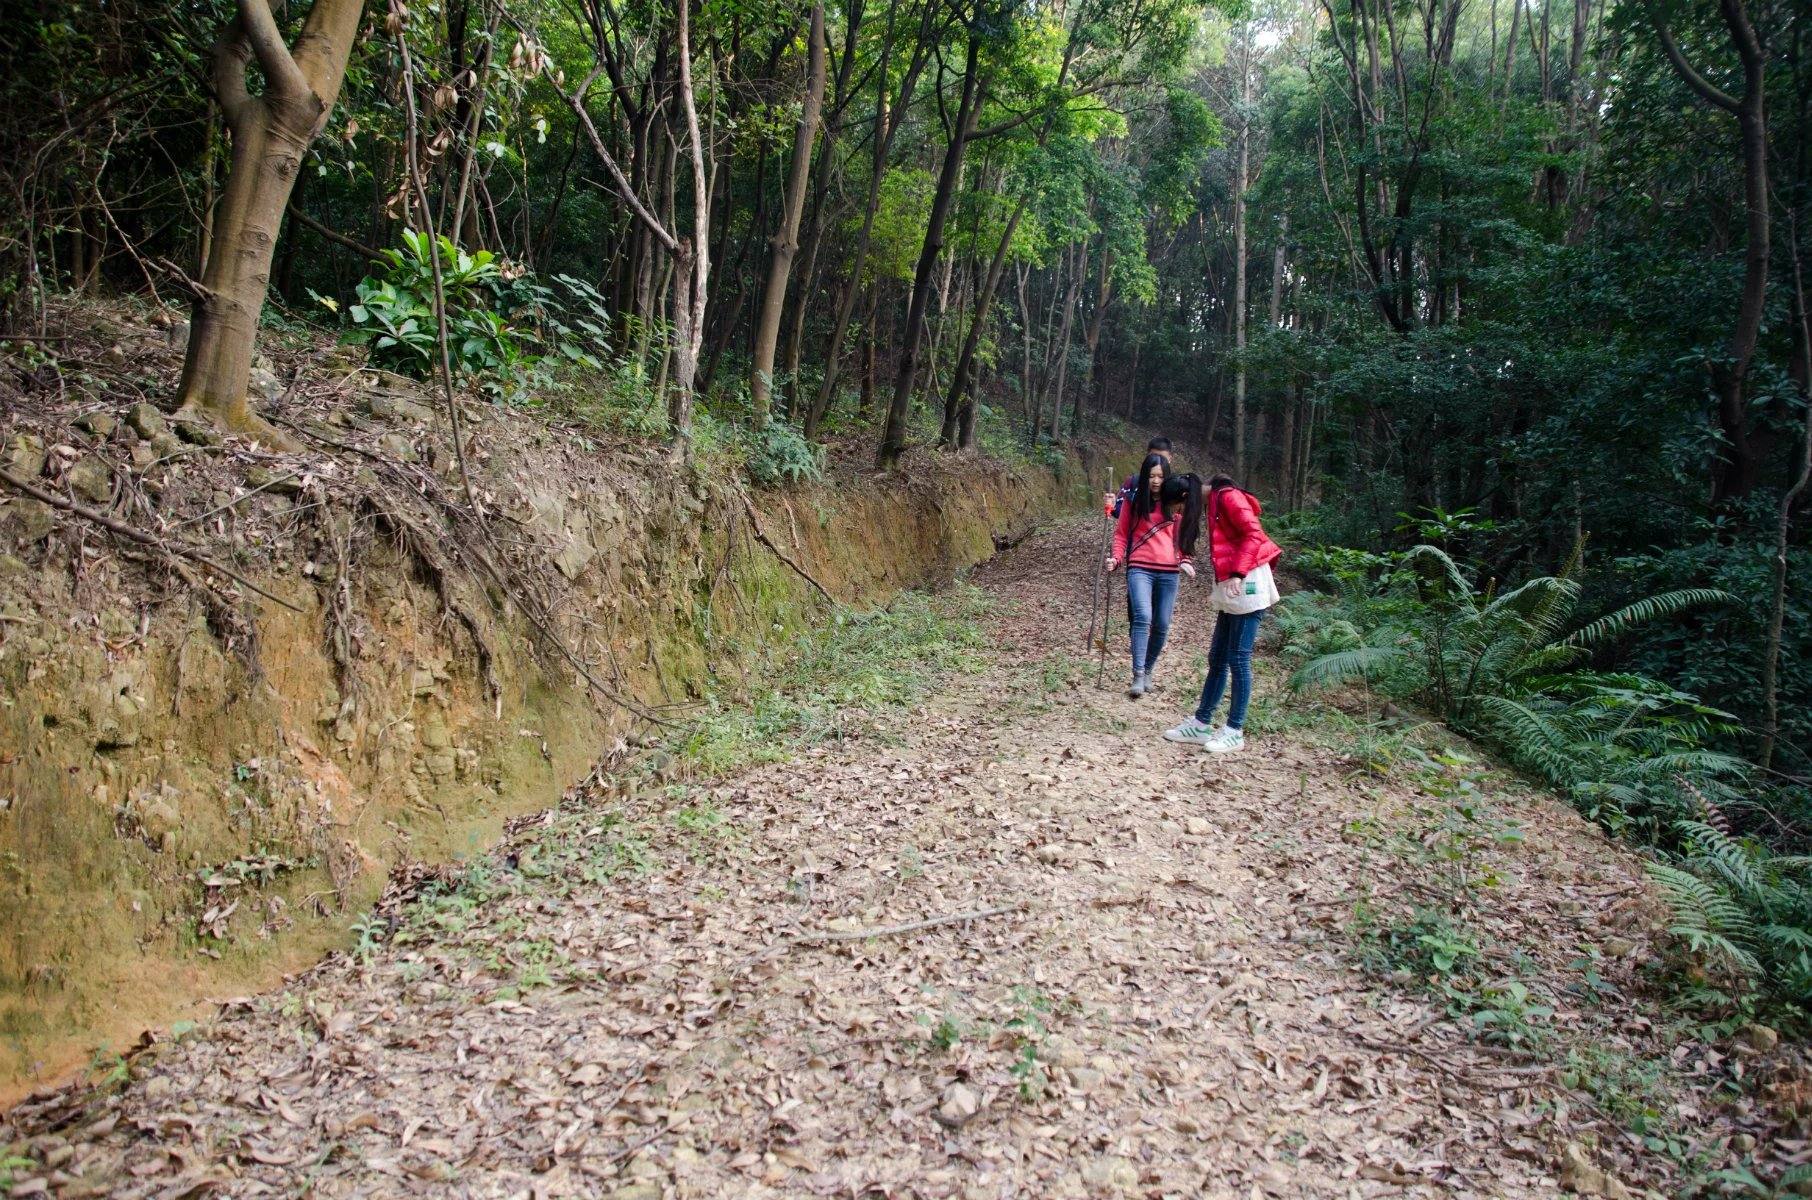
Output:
[1085, 472, 1113, 652]
[1094, 473, 1116, 688]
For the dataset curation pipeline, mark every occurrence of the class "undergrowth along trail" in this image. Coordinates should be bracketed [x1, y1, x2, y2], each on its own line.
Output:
[1, 517, 1799, 1199]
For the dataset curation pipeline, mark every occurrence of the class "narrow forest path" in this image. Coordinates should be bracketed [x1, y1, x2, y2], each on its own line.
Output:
[6, 517, 1733, 1199]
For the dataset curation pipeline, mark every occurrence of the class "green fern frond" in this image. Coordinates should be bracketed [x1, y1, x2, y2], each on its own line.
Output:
[1564, 589, 1735, 650]
[1760, 925, 1812, 951]
[1676, 821, 1765, 896]
[1288, 645, 1404, 692]
[1400, 545, 1476, 608]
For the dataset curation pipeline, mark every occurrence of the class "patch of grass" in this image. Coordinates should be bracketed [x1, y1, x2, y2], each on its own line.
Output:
[1037, 651, 1088, 694]
[1562, 1043, 1677, 1135]
[1, 1155, 36, 1189]
[1352, 902, 1480, 981]
[923, 1013, 964, 1051]
[675, 587, 989, 774]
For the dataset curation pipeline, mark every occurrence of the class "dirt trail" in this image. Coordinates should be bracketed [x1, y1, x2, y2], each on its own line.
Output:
[2, 518, 1736, 1198]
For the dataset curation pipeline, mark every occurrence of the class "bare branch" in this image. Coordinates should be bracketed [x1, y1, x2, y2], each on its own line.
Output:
[547, 62, 679, 252]
[1651, 15, 1739, 113]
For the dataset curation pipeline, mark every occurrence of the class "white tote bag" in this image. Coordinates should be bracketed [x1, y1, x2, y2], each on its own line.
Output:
[1211, 560, 1279, 614]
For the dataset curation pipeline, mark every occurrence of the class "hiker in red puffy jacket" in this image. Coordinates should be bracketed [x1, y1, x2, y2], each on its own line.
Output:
[1102, 437, 1174, 518]
[1163, 474, 1282, 754]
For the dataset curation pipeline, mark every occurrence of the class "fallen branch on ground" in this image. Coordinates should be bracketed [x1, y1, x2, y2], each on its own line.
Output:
[0, 468, 305, 613]
[794, 904, 1023, 944]
[736, 488, 837, 603]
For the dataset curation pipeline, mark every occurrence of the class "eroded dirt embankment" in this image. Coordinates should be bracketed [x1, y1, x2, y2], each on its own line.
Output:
[0, 342, 1124, 1100]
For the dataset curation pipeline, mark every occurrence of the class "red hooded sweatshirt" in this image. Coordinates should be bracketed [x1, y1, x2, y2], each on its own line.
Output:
[1207, 486, 1282, 580]
[1112, 502, 1191, 572]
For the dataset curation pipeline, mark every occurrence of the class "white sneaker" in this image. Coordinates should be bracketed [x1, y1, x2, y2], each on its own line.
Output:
[1163, 718, 1216, 746]
[1203, 727, 1246, 754]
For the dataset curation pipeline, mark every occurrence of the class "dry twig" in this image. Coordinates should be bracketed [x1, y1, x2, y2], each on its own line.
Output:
[793, 904, 1022, 944]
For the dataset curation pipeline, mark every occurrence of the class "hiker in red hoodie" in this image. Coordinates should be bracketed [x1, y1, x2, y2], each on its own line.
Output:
[1164, 474, 1282, 753]
[1105, 457, 1201, 698]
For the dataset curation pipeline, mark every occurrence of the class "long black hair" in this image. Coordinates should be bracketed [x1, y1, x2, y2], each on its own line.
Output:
[1161, 472, 1205, 556]
[1131, 453, 1168, 519]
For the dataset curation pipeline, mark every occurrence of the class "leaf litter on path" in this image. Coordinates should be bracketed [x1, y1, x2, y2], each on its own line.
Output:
[1, 517, 1789, 1198]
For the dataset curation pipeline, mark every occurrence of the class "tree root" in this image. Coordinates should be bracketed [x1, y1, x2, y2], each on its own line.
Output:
[736, 487, 837, 604]
[0, 467, 305, 613]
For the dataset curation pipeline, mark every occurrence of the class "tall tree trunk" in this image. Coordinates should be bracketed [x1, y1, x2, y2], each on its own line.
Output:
[1047, 241, 1087, 443]
[808, 0, 934, 438]
[949, 201, 1027, 449]
[877, 34, 983, 468]
[858, 280, 879, 418]
[1231, 26, 1253, 478]
[1018, 262, 1039, 440]
[1761, 225, 1812, 770]
[1077, 248, 1114, 438]
[1655, 0, 1769, 501]
[177, 0, 366, 433]
[751, 1, 826, 428]
[668, 0, 711, 439]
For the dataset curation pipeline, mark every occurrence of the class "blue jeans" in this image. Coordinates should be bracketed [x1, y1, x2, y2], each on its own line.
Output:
[1195, 609, 1264, 729]
[1125, 568, 1179, 675]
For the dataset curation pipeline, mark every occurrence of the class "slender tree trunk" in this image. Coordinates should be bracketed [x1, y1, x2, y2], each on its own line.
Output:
[1077, 248, 1114, 438]
[1124, 341, 1140, 419]
[1018, 262, 1039, 440]
[878, 35, 983, 467]
[177, 0, 365, 432]
[858, 280, 879, 418]
[751, 1, 826, 428]
[809, 1, 929, 437]
[1655, 0, 1769, 501]
[1761, 227, 1812, 769]
[946, 199, 1026, 449]
[668, 0, 711, 439]
[1231, 26, 1253, 478]
[1048, 241, 1087, 443]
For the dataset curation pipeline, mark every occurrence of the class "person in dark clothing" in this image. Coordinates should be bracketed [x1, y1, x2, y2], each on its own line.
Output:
[1103, 437, 1174, 518]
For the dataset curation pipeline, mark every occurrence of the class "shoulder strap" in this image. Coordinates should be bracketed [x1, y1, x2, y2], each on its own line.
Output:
[1126, 511, 1180, 560]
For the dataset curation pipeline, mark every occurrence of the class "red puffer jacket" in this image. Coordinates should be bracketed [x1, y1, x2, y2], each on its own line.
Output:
[1208, 486, 1282, 581]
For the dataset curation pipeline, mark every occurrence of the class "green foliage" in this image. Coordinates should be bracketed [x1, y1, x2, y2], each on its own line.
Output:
[1282, 537, 1812, 1013]
[1284, 543, 1745, 843]
[338, 233, 619, 402]
[342, 230, 525, 383]
[675, 588, 989, 774]
[744, 419, 825, 487]
[1353, 903, 1478, 980]
[1646, 821, 1812, 1009]
[349, 912, 387, 963]
[0, 1155, 34, 1189]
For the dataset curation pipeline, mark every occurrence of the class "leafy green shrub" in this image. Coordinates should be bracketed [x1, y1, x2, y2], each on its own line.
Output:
[1281, 538, 1812, 1013]
[334, 233, 619, 402]
[744, 419, 824, 487]
[1285, 543, 1744, 842]
[341, 230, 525, 381]
[1646, 822, 1812, 1009]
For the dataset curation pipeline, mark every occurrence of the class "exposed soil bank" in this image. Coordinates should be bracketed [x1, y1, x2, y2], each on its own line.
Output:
[0, 368, 1127, 1102]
